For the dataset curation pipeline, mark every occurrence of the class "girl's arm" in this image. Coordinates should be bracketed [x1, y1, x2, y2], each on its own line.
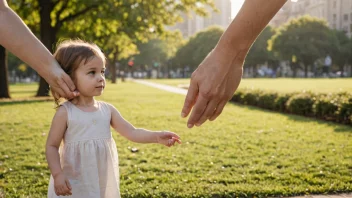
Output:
[46, 107, 67, 177]
[45, 106, 72, 196]
[108, 104, 180, 145]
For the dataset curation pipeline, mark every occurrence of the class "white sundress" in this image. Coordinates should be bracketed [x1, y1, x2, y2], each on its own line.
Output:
[47, 101, 120, 198]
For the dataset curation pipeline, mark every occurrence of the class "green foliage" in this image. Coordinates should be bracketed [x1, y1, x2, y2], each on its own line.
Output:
[222, 82, 351, 125]
[274, 93, 293, 112]
[329, 30, 352, 71]
[245, 26, 276, 67]
[336, 96, 352, 124]
[173, 26, 224, 70]
[268, 15, 332, 66]
[132, 31, 184, 68]
[257, 91, 278, 110]
[313, 94, 340, 120]
[286, 92, 316, 116]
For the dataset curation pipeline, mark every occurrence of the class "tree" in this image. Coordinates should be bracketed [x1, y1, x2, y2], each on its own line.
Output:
[268, 15, 331, 78]
[173, 26, 224, 71]
[0, 46, 10, 98]
[10, 0, 215, 95]
[133, 31, 184, 72]
[329, 30, 351, 77]
[245, 26, 275, 77]
[349, 38, 352, 77]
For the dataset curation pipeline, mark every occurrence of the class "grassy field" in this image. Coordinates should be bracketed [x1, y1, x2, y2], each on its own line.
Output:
[147, 78, 352, 94]
[0, 82, 351, 197]
[7, 83, 39, 99]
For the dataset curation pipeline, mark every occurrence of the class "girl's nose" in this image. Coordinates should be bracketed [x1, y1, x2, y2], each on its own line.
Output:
[98, 74, 104, 82]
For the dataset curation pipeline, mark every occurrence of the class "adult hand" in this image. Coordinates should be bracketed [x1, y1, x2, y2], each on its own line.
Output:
[181, 47, 245, 128]
[45, 66, 79, 99]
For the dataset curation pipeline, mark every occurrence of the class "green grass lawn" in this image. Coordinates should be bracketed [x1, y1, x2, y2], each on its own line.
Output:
[0, 82, 351, 197]
[7, 83, 39, 99]
[147, 78, 352, 93]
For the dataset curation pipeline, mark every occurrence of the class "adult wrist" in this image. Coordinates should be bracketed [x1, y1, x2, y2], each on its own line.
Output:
[213, 41, 249, 69]
[38, 61, 61, 82]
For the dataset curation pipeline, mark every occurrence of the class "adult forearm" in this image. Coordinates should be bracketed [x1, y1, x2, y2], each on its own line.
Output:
[125, 128, 158, 144]
[46, 146, 62, 177]
[0, 4, 59, 79]
[216, 0, 287, 65]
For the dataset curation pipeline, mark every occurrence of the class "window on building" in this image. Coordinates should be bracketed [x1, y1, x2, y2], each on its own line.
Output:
[344, 14, 348, 21]
[351, 13, 352, 21]
[342, 26, 348, 33]
[333, 1, 336, 8]
[333, 14, 337, 21]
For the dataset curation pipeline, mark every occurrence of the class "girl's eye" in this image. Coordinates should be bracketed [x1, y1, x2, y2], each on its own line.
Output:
[101, 71, 105, 75]
[89, 71, 95, 75]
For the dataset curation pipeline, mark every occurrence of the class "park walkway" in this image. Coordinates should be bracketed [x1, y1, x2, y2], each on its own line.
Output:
[132, 79, 352, 198]
[133, 79, 187, 95]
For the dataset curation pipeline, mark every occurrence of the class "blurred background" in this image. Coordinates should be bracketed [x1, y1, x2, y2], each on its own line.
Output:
[1, 0, 351, 98]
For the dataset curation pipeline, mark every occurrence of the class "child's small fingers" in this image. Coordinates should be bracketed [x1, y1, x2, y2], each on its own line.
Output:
[65, 179, 72, 190]
[171, 134, 181, 139]
[172, 137, 182, 144]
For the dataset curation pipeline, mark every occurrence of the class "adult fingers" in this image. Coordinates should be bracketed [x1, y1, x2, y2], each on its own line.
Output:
[62, 73, 76, 92]
[181, 80, 198, 118]
[187, 95, 208, 128]
[57, 78, 76, 99]
[195, 99, 219, 127]
[209, 100, 227, 121]
[52, 87, 65, 99]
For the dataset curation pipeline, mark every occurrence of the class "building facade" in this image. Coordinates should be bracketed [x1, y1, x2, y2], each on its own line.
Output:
[169, 0, 232, 38]
[269, 0, 352, 37]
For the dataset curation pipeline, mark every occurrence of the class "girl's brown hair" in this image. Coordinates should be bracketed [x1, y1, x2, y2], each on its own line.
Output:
[52, 39, 106, 107]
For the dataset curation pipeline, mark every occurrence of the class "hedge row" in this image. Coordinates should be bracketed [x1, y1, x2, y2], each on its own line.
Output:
[231, 89, 352, 125]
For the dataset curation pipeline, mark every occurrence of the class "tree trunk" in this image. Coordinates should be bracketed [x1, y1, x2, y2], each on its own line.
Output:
[110, 48, 119, 84]
[291, 62, 297, 78]
[0, 46, 10, 98]
[340, 64, 344, 77]
[36, 0, 56, 96]
[110, 58, 117, 83]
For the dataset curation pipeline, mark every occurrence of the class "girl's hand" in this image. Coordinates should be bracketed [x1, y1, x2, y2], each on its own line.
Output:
[157, 131, 182, 147]
[53, 172, 72, 196]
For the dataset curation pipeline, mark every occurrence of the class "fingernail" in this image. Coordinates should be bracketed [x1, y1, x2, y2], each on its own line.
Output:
[187, 124, 193, 128]
[195, 123, 201, 127]
[181, 113, 186, 118]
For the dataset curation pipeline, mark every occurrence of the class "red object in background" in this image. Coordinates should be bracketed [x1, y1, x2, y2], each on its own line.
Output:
[128, 60, 134, 67]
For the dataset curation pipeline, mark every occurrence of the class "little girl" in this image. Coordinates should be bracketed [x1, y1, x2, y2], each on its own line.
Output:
[46, 40, 181, 198]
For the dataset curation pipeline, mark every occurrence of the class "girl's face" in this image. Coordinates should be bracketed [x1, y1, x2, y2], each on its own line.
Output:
[74, 56, 106, 97]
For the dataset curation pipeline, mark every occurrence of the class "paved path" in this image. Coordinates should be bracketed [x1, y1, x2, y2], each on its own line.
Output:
[132, 79, 352, 198]
[133, 79, 187, 95]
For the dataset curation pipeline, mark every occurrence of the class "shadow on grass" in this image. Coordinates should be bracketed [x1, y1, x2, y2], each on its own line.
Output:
[10, 90, 36, 94]
[232, 102, 352, 133]
[0, 97, 52, 106]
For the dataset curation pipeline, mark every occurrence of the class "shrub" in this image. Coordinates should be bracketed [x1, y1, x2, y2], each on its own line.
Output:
[257, 92, 277, 110]
[313, 94, 340, 121]
[286, 92, 316, 116]
[336, 96, 352, 124]
[274, 93, 294, 112]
